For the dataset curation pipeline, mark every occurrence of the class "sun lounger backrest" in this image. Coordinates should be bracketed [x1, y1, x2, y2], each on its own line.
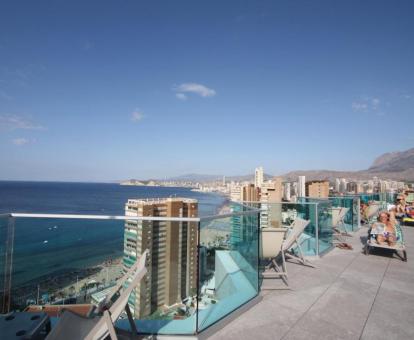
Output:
[108, 250, 148, 320]
[367, 204, 380, 219]
[86, 250, 148, 340]
[260, 228, 287, 259]
[331, 207, 342, 227]
[337, 207, 349, 224]
[282, 218, 310, 251]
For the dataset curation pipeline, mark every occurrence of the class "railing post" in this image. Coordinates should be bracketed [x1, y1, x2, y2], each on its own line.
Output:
[195, 220, 201, 335]
[2, 215, 15, 314]
[257, 211, 261, 291]
[315, 204, 319, 256]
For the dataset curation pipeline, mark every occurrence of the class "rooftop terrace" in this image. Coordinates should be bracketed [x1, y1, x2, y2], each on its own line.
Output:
[209, 225, 414, 340]
[1, 194, 412, 339]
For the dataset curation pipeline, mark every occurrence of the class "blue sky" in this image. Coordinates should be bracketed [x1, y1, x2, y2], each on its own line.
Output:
[0, 0, 413, 181]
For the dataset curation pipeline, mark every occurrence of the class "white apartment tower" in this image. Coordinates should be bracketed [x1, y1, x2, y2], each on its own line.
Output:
[255, 167, 264, 188]
[340, 178, 348, 193]
[298, 176, 306, 198]
[283, 182, 291, 201]
[335, 178, 340, 192]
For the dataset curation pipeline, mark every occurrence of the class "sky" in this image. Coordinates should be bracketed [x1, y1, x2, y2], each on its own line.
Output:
[0, 0, 413, 182]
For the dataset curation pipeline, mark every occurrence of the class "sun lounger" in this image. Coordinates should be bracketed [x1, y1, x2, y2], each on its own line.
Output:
[363, 203, 380, 225]
[283, 218, 315, 268]
[332, 207, 351, 243]
[261, 227, 289, 289]
[46, 250, 148, 340]
[364, 225, 407, 262]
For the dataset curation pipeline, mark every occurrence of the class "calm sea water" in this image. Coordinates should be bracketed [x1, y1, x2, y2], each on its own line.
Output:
[0, 181, 227, 287]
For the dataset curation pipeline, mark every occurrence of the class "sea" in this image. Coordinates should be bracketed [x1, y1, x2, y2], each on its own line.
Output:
[0, 181, 227, 288]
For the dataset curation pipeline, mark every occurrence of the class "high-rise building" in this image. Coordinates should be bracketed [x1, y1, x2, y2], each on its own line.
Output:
[123, 197, 198, 318]
[292, 182, 298, 196]
[305, 180, 329, 198]
[283, 182, 291, 201]
[347, 181, 358, 194]
[255, 166, 264, 188]
[298, 176, 306, 197]
[339, 178, 348, 193]
[241, 184, 260, 202]
[335, 178, 341, 193]
[260, 178, 283, 228]
[230, 184, 242, 201]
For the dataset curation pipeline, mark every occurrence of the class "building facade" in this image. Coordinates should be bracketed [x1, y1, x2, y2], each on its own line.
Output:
[241, 183, 260, 202]
[255, 166, 264, 188]
[123, 197, 198, 318]
[298, 176, 306, 197]
[305, 180, 330, 198]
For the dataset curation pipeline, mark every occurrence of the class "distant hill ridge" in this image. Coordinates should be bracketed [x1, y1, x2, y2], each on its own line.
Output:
[166, 173, 273, 182]
[283, 147, 414, 182]
[122, 147, 414, 183]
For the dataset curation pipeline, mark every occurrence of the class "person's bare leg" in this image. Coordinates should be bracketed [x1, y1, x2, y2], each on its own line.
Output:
[377, 234, 386, 245]
[387, 235, 396, 247]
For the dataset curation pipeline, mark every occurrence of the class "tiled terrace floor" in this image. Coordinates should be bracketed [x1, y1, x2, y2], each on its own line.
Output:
[210, 225, 414, 340]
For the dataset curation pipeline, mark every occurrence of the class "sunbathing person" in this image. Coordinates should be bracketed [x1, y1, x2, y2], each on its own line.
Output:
[372, 212, 396, 246]
[360, 202, 367, 221]
[395, 197, 406, 218]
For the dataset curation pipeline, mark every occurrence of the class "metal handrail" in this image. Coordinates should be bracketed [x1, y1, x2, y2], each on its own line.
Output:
[7, 209, 260, 222]
[10, 213, 200, 222]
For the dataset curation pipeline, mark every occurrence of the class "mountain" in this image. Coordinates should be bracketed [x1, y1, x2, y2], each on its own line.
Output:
[282, 147, 414, 182]
[121, 148, 414, 184]
[368, 148, 414, 173]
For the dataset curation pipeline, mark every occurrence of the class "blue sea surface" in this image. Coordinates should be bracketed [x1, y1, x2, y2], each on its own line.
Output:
[0, 181, 227, 287]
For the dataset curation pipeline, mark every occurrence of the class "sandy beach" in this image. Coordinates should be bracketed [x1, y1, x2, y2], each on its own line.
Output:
[59, 257, 124, 297]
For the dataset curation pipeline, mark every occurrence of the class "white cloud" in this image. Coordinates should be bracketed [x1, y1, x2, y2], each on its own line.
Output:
[174, 82, 216, 98]
[352, 97, 381, 112]
[351, 102, 368, 111]
[0, 114, 44, 130]
[175, 93, 187, 101]
[131, 109, 144, 122]
[12, 138, 30, 146]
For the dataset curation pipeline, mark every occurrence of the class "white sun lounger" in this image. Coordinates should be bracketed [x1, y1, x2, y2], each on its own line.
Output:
[46, 250, 148, 340]
[282, 218, 315, 268]
[332, 207, 351, 243]
[261, 227, 289, 288]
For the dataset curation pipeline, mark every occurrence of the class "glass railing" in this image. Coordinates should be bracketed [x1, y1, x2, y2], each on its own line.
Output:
[0, 206, 260, 336]
[245, 201, 333, 256]
[197, 205, 259, 332]
[0, 214, 9, 313]
[328, 196, 360, 232]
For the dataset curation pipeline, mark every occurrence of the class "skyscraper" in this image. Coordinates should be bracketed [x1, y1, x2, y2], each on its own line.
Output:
[283, 182, 291, 201]
[305, 180, 329, 198]
[255, 166, 264, 188]
[335, 178, 340, 192]
[298, 176, 306, 197]
[339, 178, 347, 193]
[241, 184, 260, 202]
[123, 197, 198, 318]
[260, 177, 283, 228]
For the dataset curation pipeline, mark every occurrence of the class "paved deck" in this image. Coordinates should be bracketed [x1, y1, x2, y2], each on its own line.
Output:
[210, 225, 414, 340]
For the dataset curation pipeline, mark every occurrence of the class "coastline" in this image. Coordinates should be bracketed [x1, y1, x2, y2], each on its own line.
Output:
[12, 256, 123, 307]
